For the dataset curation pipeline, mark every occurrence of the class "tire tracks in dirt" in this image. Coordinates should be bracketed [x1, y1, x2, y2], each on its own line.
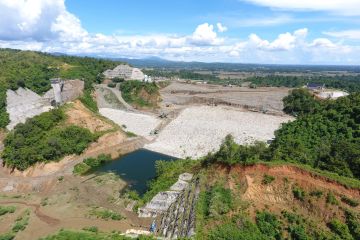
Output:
[0, 201, 60, 225]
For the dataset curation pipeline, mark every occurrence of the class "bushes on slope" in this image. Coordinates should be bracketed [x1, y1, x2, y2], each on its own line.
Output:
[2, 109, 96, 170]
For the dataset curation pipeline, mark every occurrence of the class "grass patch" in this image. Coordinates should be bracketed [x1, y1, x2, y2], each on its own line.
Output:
[0, 205, 16, 216]
[0, 232, 15, 240]
[138, 159, 198, 208]
[309, 190, 323, 198]
[12, 209, 30, 233]
[341, 195, 358, 207]
[89, 207, 124, 221]
[262, 174, 275, 185]
[120, 81, 159, 108]
[82, 226, 98, 233]
[73, 154, 112, 175]
[80, 90, 98, 113]
[292, 185, 306, 201]
[326, 192, 339, 205]
[125, 131, 137, 137]
[260, 161, 360, 190]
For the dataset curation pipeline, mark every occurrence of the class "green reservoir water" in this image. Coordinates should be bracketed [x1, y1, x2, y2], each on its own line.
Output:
[97, 149, 175, 195]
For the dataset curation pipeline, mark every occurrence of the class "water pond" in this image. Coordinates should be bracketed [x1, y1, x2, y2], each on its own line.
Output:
[96, 149, 176, 195]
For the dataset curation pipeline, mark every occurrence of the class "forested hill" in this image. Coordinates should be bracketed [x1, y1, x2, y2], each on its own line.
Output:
[0, 48, 122, 128]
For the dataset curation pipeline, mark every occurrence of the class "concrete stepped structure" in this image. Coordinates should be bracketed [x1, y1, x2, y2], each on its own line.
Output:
[158, 177, 200, 239]
[6, 88, 52, 130]
[138, 173, 199, 239]
[6, 80, 84, 130]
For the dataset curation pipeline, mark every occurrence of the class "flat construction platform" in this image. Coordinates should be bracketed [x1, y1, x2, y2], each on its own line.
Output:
[161, 82, 290, 114]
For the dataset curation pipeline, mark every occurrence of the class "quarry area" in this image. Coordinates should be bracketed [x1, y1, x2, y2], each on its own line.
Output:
[0, 78, 357, 240]
[0, 77, 293, 239]
[94, 80, 293, 158]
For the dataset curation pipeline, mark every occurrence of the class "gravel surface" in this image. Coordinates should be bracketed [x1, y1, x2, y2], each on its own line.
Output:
[145, 106, 293, 158]
[99, 108, 161, 139]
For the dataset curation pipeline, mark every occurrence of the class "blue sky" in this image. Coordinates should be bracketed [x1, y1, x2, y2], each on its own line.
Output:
[0, 0, 360, 64]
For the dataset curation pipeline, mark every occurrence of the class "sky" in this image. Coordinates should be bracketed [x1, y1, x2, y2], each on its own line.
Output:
[1, 0, 360, 65]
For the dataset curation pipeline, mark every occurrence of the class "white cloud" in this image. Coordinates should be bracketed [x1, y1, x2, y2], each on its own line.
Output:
[188, 23, 223, 46]
[324, 29, 360, 40]
[217, 23, 228, 32]
[0, 1, 359, 64]
[248, 28, 308, 51]
[242, 0, 360, 16]
[0, 0, 87, 41]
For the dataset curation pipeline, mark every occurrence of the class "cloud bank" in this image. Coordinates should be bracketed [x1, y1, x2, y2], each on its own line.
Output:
[0, 0, 359, 64]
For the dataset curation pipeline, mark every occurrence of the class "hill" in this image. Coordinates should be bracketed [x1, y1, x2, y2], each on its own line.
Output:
[0, 48, 121, 128]
[120, 81, 161, 109]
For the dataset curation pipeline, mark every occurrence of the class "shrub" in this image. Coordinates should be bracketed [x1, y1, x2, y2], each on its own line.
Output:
[112, 77, 124, 83]
[80, 90, 98, 112]
[293, 186, 306, 201]
[89, 208, 124, 221]
[0, 232, 15, 240]
[345, 210, 360, 239]
[208, 217, 267, 240]
[341, 195, 359, 207]
[107, 83, 116, 88]
[125, 131, 137, 137]
[262, 174, 275, 185]
[328, 219, 353, 240]
[73, 163, 91, 175]
[2, 109, 95, 171]
[309, 190, 323, 198]
[12, 209, 30, 233]
[256, 211, 282, 240]
[73, 154, 111, 175]
[326, 192, 339, 205]
[208, 185, 233, 218]
[82, 226, 98, 233]
[0, 206, 16, 216]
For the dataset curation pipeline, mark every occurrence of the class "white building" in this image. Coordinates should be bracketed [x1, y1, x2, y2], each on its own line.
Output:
[103, 64, 145, 81]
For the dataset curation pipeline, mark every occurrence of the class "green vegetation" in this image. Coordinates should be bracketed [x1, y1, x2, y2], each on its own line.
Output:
[246, 75, 360, 93]
[0, 205, 16, 216]
[12, 209, 30, 233]
[82, 226, 99, 233]
[272, 91, 360, 179]
[326, 192, 339, 205]
[202, 135, 269, 166]
[328, 219, 353, 240]
[0, 48, 121, 128]
[283, 88, 322, 116]
[138, 159, 197, 208]
[73, 154, 112, 175]
[292, 185, 306, 201]
[40, 229, 155, 240]
[202, 184, 233, 218]
[125, 131, 137, 137]
[341, 196, 359, 207]
[80, 90, 99, 112]
[107, 82, 116, 88]
[309, 190, 323, 198]
[345, 210, 360, 239]
[120, 80, 159, 108]
[2, 109, 96, 170]
[143, 69, 220, 81]
[112, 77, 125, 83]
[0, 232, 15, 240]
[256, 211, 282, 240]
[262, 174, 275, 185]
[89, 207, 124, 221]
